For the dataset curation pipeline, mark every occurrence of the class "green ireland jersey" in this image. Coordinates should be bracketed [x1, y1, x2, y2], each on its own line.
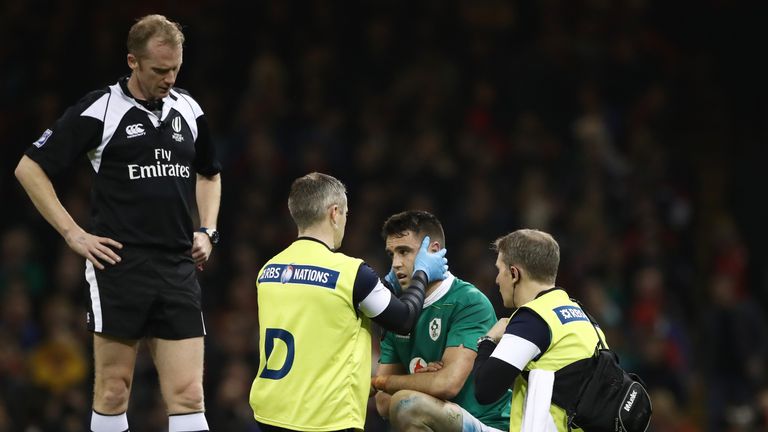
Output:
[379, 274, 511, 430]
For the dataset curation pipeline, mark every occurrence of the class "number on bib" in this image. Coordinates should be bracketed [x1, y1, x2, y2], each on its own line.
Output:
[260, 328, 295, 380]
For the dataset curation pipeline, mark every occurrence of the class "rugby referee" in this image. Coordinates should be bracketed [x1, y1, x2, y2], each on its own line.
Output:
[15, 14, 220, 432]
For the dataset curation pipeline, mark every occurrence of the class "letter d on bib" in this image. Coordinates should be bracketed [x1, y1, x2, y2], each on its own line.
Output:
[260, 328, 295, 380]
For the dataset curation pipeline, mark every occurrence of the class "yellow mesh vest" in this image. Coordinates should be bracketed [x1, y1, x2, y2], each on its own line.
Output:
[508, 289, 604, 432]
[249, 239, 370, 431]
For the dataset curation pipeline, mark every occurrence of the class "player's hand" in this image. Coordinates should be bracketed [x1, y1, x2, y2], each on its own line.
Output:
[371, 375, 389, 394]
[414, 361, 443, 373]
[412, 235, 448, 283]
[192, 231, 213, 270]
[65, 229, 122, 270]
[486, 317, 510, 343]
[384, 268, 401, 295]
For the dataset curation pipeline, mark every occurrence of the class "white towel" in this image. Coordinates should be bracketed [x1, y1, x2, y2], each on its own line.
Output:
[521, 369, 558, 432]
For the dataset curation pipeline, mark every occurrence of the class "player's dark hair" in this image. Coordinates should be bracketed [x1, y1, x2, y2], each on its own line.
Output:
[381, 210, 445, 247]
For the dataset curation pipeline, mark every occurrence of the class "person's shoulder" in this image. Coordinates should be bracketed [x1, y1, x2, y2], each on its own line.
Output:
[69, 86, 111, 112]
[333, 249, 364, 266]
[450, 277, 486, 297]
[171, 86, 201, 104]
[170, 87, 204, 115]
[53, 86, 112, 124]
[448, 277, 494, 306]
[172, 86, 193, 97]
[81, 86, 111, 101]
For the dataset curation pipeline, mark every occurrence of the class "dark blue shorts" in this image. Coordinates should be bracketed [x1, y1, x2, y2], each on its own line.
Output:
[84, 245, 206, 340]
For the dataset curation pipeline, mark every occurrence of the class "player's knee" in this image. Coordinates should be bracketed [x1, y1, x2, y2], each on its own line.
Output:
[95, 376, 131, 412]
[389, 390, 431, 428]
[168, 380, 205, 412]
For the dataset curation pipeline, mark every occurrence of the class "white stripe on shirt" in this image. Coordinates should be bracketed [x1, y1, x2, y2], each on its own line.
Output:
[358, 280, 392, 318]
[491, 333, 541, 370]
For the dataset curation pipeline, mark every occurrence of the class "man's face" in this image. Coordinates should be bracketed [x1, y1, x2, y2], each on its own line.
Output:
[385, 230, 433, 289]
[332, 204, 348, 249]
[495, 253, 515, 308]
[128, 37, 182, 100]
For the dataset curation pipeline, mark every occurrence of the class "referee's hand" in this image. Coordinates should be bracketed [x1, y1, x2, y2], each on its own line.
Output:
[65, 229, 122, 270]
[192, 231, 213, 270]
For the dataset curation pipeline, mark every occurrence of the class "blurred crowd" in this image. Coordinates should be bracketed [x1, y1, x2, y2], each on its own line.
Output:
[1, 1, 767, 431]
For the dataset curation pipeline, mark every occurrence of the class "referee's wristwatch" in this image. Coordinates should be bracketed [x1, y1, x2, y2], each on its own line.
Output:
[198, 227, 220, 245]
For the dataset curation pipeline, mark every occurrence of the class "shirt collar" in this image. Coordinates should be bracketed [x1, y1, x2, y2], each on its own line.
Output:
[535, 286, 564, 299]
[423, 272, 454, 308]
[295, 236, 334, 252]
[117, 75, 172, 113]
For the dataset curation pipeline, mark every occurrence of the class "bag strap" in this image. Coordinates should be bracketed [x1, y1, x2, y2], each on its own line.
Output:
[564, 297, 607, 431]
[572, 298, 606, 350]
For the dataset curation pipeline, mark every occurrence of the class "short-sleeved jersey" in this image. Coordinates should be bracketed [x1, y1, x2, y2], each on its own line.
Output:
[250, 238, 371, 431]
[379, 275, 511, 430]
[25, 77, 221, 250]
[507, 288, 600, 432]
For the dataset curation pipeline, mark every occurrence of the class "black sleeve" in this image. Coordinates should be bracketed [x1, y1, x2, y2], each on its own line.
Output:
[473, 340, 522, 404]
[25, 90, 106, 176]
[352, 263, 380, 305]
[508, 308, 551, 355]
[473, 308, 551, 404]
[352, 263, 426, 335]
[192, 115, 221, 176]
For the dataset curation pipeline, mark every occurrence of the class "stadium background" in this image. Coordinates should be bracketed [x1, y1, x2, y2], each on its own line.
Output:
[1, 1, 767, 430]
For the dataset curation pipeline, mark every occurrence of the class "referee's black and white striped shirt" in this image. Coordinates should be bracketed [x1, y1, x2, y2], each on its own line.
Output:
[25, 76, 221, 251]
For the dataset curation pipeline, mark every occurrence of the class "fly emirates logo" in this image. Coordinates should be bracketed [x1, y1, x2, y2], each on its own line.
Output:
[128, 148, 190, 179]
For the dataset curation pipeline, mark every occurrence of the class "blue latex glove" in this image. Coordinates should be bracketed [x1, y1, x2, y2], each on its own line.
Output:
[412, 235, 448, 283]
[384, 268, 401, 295]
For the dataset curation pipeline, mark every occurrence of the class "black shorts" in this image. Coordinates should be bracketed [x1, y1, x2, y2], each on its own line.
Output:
[84, 245, 206, 340]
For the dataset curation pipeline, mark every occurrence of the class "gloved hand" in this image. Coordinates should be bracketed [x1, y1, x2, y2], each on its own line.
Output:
[412, 235, 448, 283]
[384, 268, 401, 295]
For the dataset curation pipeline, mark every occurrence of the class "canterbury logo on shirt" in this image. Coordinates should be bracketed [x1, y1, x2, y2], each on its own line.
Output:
[259, 264, 340, 289]
[125, 123, 146, 138]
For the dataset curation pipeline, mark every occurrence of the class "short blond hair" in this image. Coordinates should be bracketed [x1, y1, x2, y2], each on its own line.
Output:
[493, 229, 560, 284]
[288, 172, 347, 230]
[127, 14, 185, 58]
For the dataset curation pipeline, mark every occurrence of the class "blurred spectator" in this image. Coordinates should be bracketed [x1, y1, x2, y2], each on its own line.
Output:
[628, 265, 692, 405]
[28, 296, 87, 395]
[649, 388, 700, 432]
[0, 226, 45, 298]
[704, 272, 768, 431]
[0, 282, 40, 350]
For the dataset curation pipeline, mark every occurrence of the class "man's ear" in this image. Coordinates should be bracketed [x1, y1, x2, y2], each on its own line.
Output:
[429, 240, 442, 253]
[510, 266, 519, 282]
[127, 53, 138, 71]
[329, 204, 340, 227]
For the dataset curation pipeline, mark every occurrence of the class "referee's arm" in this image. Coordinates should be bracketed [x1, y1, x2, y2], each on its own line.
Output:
[192, 113, 221, 263]
[193, 114, 221, 232]
[15, 156, 123, 269]
[354, 263, 426, 335]
[196, 173, 221, 232]
[15, 156, 83, 240]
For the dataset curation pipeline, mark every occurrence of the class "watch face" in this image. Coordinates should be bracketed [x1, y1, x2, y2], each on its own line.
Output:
[210, 230, 220, 244]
